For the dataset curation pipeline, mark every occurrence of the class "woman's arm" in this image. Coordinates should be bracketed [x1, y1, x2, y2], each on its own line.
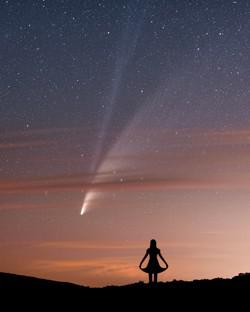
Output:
[139, 251, 148, 268]
[159, 252, 168, 268]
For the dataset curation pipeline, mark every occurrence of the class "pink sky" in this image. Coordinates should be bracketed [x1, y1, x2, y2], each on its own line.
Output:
[1, 127, 250, 286]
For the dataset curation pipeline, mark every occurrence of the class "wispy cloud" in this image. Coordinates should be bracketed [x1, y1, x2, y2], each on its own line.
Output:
[0, 127, 84, 151]
[0, 126, 79, 139]
[0, 174, 227, 195]
[0, 140, 53, 150]
[36, 240, 212, 254]
[33, 257, 141, 279]
[2, 127, 250, 198]
[0, 202, 63, 210]
[37, 240, 147, 250]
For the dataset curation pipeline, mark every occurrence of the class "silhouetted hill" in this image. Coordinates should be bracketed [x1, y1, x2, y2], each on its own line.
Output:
[0, 272, 88, 290]
[2, 271, 250, 290]
[1, 271, 250, 308]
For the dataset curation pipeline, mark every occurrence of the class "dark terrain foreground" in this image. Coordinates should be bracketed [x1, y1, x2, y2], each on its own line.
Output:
[1, 272, 250, 308]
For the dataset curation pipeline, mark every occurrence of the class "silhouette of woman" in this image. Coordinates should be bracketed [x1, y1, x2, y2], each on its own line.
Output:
[139, 239, 168, 283]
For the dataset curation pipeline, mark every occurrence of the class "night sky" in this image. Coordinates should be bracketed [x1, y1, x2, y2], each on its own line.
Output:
[1, 0, 250, 287]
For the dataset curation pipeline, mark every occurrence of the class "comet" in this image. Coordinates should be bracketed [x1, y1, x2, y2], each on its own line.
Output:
[80, 8, 145, 216]
[80, 201, 87, 215]
[80, 191, 98, 215]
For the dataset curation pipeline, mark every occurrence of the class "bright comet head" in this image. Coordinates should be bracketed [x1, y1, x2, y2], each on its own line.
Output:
[80, 202, 87, 215]
[80, 191, 97, 216]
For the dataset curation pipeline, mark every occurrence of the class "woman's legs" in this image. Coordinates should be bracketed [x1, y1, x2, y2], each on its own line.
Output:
[149, 273, 158, 284]
[153, 273, 158, 283]
[149, 273, 152, 284]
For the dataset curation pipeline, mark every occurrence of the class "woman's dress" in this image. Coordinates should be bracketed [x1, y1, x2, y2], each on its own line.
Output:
[140, 247, 167, 273]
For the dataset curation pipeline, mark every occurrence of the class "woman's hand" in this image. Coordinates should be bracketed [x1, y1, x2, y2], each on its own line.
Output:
[139, 252, 148, 269]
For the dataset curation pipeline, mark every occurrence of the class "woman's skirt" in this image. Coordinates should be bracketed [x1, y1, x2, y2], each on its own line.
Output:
[140, 260, 167, 274]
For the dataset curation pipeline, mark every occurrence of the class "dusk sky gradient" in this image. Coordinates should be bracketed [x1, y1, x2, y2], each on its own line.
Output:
[1, 0, 250, 286]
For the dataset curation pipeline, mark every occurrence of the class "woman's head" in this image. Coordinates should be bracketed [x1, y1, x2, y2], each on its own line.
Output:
[150, 239, 157, 248]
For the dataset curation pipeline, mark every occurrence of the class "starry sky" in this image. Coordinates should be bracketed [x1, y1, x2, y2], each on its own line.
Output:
[1, 0, 250, 287]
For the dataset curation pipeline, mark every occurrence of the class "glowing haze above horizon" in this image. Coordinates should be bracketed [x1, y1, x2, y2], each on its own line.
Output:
[2, 0, 250, 287]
